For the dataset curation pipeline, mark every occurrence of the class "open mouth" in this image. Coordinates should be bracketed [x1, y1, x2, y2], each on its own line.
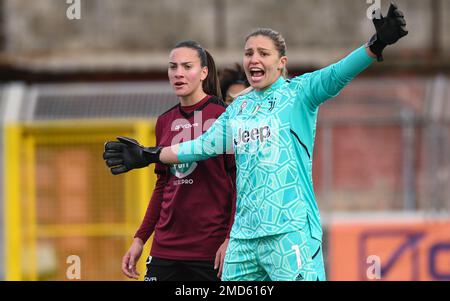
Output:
[174, 82, 187, 88]
[249, 67, 265, 82]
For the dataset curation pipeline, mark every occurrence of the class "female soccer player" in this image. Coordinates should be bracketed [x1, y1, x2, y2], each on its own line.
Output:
[107, 41, 236, 281]
[104, 4, 407, 281]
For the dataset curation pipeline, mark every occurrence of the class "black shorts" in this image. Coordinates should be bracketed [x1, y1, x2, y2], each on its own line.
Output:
[144, 256, 220, 281]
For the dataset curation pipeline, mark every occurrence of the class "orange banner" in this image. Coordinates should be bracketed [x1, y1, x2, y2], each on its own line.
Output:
[328, 217, 450, 281]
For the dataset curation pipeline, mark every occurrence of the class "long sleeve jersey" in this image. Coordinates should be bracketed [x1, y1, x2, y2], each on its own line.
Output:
[178, 46, 374, 240]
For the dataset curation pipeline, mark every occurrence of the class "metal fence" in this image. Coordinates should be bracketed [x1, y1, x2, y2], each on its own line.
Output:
[315, 76, 450, 214]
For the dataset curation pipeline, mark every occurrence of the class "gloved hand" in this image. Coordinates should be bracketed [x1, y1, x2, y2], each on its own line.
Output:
[103, 136, 162, 175]
[368, 2, 408, 62]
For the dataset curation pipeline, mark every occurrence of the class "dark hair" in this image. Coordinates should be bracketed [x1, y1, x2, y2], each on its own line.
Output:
[245, 28, 288, 77]
[219, 63, 249, 99]
[173, 40, 222, 99]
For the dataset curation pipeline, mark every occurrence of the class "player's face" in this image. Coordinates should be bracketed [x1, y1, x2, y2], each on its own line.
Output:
[243, 35, 287, 90]
[168, 47, 208, 97]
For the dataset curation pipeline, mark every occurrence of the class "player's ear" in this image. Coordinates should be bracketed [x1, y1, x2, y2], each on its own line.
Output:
[278, 56, 287, 71]
[201, 66, 208, 81]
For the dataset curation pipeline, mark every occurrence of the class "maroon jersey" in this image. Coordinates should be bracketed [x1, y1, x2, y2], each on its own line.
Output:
[135, 95, 236, 261]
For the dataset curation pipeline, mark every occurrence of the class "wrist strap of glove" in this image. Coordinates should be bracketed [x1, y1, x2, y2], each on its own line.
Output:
[142, 146, 163, 164]
[367, 34, 387, 62]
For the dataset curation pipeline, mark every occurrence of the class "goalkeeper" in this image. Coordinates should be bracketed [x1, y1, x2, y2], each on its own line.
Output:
[104, 3, 407, 281]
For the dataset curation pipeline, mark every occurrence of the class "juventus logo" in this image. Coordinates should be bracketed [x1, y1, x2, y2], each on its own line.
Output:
[269, 100, 276, 111]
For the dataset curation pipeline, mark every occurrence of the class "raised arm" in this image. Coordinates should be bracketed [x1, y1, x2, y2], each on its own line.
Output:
[299, 3, 408, 108]
[301, 46, 376, 108]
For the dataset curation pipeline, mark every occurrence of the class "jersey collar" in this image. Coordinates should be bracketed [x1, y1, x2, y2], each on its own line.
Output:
[254, 76, 286, 98]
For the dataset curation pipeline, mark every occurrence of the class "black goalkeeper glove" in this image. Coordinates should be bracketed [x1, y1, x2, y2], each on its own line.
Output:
[368, 2, 408, 62]
[103, 136, 162, 175]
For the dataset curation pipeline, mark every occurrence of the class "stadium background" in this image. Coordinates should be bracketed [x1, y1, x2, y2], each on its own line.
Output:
[0, 0, 449, 280]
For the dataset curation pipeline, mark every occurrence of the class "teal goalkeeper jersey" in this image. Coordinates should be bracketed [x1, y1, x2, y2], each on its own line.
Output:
[178, 46, 374, 240]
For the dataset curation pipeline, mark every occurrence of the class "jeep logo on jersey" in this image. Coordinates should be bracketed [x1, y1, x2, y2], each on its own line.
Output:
[233, 125, 271, 146]
[170, 162, 198, 179]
